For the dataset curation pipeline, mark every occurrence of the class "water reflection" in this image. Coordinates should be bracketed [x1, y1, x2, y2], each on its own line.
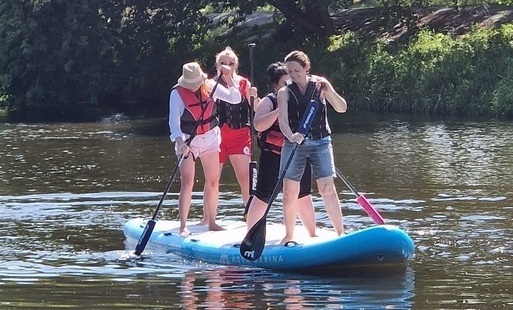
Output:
[1, 116, 513, 308]
[176, 266, 415, 309]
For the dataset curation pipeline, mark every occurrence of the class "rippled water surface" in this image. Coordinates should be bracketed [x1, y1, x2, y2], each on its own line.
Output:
[1, 115, 512, 309]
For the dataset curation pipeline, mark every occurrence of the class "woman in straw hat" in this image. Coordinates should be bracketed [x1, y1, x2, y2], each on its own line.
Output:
[169, 61, 241, 236]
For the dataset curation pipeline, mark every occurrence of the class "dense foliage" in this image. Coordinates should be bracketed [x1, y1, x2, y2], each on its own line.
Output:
[0, 0, 211, 121]
[0, 0, 512, 121]
[321, 26, 513, 118]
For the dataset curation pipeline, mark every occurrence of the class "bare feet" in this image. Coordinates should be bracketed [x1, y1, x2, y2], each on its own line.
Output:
[179, 227, 191, 237]
[280, 235, 293, 244]
[198, 218, 208, 226]
[208, 222, 225, 231]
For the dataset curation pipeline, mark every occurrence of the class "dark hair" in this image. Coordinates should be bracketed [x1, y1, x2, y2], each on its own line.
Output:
[284, 50, 310, 69]
[266, 62, 287, 90]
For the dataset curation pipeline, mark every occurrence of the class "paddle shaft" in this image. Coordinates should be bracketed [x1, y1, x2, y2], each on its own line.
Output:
[135, 74, 224, 255]
[335, 167, 385, 225]
[248, 43, 257, 196]
[134, 153, 185, 255]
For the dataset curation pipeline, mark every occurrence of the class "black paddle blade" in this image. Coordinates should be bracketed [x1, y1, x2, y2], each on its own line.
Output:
[239, 218, 267, 261]
[134, 219, 156, 256]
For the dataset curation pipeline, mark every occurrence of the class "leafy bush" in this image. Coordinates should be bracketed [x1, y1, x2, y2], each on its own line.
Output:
[342, 24, 513, 118]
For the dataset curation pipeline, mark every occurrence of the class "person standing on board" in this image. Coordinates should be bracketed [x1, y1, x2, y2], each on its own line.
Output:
[215, 47, 258, 206]
[245, 62, 316, 236]
[277, 50, 347, 244]
[169, 61, 241, 236]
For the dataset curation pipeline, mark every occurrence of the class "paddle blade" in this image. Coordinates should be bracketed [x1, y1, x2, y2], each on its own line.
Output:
[134, 219, 156, 256]
[239, 218, 267, 261]
[356, 195, 385, 225]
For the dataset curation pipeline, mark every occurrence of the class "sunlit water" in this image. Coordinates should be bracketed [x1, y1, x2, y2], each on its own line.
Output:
[0, 115, 512, 309]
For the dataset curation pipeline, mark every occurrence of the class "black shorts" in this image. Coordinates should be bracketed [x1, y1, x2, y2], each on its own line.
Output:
[255, 149, 312, 204]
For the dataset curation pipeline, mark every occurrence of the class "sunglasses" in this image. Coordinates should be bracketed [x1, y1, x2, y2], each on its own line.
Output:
[220, 62, 235, 66]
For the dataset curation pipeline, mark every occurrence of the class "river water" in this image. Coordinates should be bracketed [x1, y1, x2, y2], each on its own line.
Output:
[0, 113, 512, 309]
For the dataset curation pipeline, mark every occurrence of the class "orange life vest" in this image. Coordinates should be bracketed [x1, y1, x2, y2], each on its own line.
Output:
[176, 86, 218, 135]
[257, 94, 284, 154]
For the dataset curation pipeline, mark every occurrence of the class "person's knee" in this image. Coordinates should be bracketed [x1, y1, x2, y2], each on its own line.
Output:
[317, 178, 336, 197]
[283, 182, 299, 199]
[204, 177, 219, 190]
[180, 176, 195, 189]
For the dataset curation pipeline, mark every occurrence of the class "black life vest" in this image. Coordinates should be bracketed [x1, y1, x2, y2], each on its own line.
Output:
[217, 77, 250, 129]
[257, 93, 284, 154]
[287, 77, 330, 140]
[175, 86, 218, 135]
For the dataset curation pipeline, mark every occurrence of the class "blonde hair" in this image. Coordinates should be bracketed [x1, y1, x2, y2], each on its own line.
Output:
[215, 46, 239, 71]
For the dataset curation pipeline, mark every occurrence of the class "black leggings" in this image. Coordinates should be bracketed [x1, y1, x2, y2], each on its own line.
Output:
[255, 149, 312, 204]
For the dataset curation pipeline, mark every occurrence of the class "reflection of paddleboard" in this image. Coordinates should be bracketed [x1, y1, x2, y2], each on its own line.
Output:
[124, 218, 414, 273]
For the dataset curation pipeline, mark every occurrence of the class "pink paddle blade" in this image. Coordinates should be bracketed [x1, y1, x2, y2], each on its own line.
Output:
[356, 195, 385, 225]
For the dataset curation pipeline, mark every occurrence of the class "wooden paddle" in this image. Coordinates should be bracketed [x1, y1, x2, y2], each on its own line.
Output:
[239, 92, 321, 261]
[335, 167, 385, 225]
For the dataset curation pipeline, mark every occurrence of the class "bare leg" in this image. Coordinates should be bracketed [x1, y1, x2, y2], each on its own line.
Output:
[316, 176, 344, 235]
[281, 179, 300, 243]
[201, 152, 224, 231]
[245, 196, 268, 231]
[199, 162, 223, 226]
[178, 155, 195, 236]
[297, 195, 316, 237]
[228, 154, 251, 205]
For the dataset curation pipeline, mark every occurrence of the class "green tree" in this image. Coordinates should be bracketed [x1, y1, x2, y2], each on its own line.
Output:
[0, 0, 114, 121]
[102, 0, 212, 112]
[0, 0, 212, 121]
[209, 0, 343, 38]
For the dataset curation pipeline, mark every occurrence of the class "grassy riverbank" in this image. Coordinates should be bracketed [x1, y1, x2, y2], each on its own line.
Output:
[216, 6, 513, 119]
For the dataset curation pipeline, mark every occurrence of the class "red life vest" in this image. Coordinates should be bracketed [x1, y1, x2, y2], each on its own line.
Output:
[257, 94, 284, 154]
[176, 86, 218, 135]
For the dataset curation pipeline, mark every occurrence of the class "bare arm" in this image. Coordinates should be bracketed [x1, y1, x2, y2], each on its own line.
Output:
[316, 77, 347, 113]
[168, 89, 186, 142]
[210, 79, 241, 104]
[248, 86, 260, 109]
[278, 87, 304, 144]
[253, 96, 277, 132]
[212, 65, 242, 104]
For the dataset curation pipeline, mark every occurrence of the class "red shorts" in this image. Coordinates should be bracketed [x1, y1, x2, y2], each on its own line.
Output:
[219, 124, 251, 163]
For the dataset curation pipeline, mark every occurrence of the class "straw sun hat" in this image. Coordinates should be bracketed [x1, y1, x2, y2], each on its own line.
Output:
[177, 62, 207, 90]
